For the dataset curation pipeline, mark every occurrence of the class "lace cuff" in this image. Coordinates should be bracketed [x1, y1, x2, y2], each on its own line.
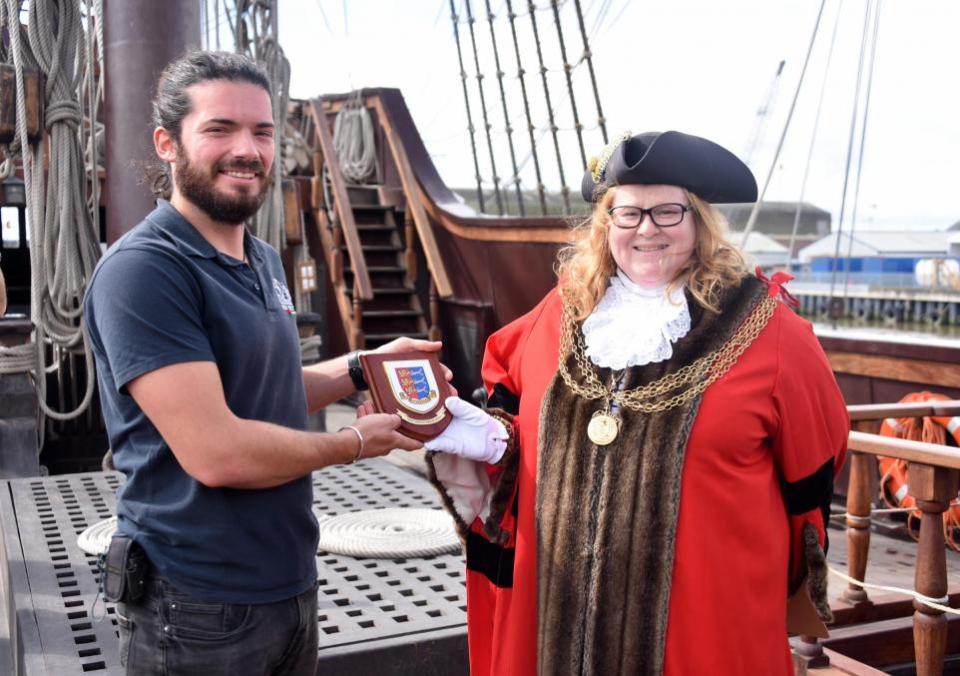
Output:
[426, 407, 521, 545]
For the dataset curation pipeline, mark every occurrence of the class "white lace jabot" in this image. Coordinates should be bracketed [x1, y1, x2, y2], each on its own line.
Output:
[581, 270, 691, 369]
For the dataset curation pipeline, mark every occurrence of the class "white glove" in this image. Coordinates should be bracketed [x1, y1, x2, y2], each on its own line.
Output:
[424, 396, 508, 464]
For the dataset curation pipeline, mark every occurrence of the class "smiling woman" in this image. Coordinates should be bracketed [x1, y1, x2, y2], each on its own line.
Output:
[425, 130, 850, 675]
[605, 184, 698, 289]
[559, 131, 754, 322]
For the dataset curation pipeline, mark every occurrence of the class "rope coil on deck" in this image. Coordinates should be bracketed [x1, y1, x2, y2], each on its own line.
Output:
[77, 516, 117, 556]
[79, 507, 462, 560]
[317, 508, 460, 559]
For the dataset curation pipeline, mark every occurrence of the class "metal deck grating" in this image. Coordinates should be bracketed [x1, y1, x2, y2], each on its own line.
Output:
[310, 462, 468, 669]
[1, 459, 468, 675]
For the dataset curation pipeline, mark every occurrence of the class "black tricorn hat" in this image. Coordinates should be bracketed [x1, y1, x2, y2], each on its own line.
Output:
[581, 130, 757, 204]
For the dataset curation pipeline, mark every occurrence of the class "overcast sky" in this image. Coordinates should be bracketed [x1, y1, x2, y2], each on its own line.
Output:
[276, 1, 960, 231]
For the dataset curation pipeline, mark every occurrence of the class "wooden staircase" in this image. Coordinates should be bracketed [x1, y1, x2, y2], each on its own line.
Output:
[306, 97, 452, 352]
[340, 187, 430, 349]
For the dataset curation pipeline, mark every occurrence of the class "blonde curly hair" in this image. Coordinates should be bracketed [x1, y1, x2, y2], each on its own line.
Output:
[557, 187, 747, 321]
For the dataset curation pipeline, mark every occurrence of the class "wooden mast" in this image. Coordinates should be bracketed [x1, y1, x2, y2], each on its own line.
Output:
[103, 0, 201, 243]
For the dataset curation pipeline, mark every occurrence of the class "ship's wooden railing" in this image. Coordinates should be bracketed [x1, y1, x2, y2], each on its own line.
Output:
[307, 97, 373, 349]
[370, 98, 452, 304]
[370, 95, 452, 339]
[832, 401, 960, 675]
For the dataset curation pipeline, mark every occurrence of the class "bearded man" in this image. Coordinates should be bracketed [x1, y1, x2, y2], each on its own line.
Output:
[84, 51, 434, 675]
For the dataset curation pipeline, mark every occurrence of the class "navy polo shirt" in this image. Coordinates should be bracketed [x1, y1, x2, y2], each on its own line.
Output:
[84, 201, 317, 603]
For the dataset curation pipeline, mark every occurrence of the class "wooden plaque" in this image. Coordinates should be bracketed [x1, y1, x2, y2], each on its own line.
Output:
[359, 350, 452, 442]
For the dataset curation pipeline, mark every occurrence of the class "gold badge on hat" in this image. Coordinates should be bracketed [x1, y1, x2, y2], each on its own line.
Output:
[588, 130, 632, 184]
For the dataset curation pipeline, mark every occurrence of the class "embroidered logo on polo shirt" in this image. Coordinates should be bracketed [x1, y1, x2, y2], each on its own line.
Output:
[273, 278, 296, 315]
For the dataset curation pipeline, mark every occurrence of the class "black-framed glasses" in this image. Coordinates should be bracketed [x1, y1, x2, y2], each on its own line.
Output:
[608, 203, 693, 229]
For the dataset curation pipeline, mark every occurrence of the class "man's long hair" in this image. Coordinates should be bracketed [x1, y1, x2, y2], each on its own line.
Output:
[556, 188, 747, 320]
[145, 50, 272, 199]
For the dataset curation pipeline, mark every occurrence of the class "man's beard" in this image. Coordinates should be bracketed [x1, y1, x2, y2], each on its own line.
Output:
[173, 145, 271, 225]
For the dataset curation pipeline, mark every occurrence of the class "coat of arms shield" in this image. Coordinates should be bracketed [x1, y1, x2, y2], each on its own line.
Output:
[384, 359, 440, 414]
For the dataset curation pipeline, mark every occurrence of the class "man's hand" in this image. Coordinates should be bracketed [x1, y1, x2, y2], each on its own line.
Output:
[303, 337, 453, 412]
[347, 413, 423, 460]
[372, 337, 454, 386]
[374, 337, 442, 355]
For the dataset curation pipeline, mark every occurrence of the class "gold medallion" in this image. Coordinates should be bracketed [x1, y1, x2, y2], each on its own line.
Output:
[587, 410, 620, 446]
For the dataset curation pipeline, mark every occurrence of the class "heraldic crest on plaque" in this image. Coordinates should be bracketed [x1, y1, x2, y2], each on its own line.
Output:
[360, 350, 453, 441]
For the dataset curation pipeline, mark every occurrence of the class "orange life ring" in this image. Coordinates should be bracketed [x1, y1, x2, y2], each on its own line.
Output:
[877, 391, 960, 551]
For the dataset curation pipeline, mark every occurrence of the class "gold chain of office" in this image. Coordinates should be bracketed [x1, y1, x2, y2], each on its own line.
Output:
[558, 295, 778, 414]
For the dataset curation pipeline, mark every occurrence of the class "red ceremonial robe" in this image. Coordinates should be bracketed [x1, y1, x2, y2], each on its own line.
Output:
[459, 278, 848, 675]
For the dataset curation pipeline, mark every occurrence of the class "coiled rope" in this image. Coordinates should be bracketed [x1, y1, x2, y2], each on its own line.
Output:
[317, 508, 460, 559]
[332, 90, 378, 185]
[79, 507, 461, 561]
[77, 515, 116, 556]
[232, 0, 290, 254]
[0, 0, 41, 385]
[0, 0, 102, 425]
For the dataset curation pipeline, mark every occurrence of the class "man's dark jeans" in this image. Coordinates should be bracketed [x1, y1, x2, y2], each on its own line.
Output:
[116, 576, 318, 675]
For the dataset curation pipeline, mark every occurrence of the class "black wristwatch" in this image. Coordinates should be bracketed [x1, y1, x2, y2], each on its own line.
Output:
[346, 350, 369, 391]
